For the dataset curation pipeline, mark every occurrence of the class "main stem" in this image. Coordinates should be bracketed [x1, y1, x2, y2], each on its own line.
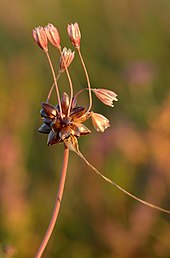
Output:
[77, 47, 92, 113]
[35, 147, 69, 258]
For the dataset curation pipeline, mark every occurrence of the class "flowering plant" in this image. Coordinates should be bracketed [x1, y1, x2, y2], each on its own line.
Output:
[33, 22, 170, 258]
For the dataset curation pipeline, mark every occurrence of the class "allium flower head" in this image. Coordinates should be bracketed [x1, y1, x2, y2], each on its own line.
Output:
[39, 93, 91, 147]
[93, 88, 118, 107]
[44, 23, 61, 48]
[32, 26, 48, 51]
[67, 22, 81, 48]
[59, 47, 75, 72]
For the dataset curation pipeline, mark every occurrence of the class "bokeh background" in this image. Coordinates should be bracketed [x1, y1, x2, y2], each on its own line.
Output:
[0, 0, 170, 257]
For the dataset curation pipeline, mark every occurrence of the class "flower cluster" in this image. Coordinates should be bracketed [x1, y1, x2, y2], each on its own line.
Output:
[39, 93, 91, 147]
[33, 22, 118, 151]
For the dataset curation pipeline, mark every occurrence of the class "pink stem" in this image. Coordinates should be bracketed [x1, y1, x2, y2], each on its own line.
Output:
[45, 51, 63, 118]
[77, 47, 93, 113]
[35, 147, 69, 258]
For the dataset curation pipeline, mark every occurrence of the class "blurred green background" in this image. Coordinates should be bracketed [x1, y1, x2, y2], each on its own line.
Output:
[0, 0, 170, 257]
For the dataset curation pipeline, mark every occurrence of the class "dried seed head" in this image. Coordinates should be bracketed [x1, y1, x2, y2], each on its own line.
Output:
[44, 23, 61, 49]
[93, 88, 118, 107]
[60, 47, 75, 73]
[67, 22, 81, 48]
[91, 112, 110, 132]
[33, 26, 48, 52]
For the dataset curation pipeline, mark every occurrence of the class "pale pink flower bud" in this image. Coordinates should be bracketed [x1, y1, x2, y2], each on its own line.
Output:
[91, 112, 110, 132]
[60, 47, 75, 72]
[67, 22, 81, 48]
[32, 26, 48, 52]
[93, 88, 118, 107]
[44, 23, 60, 48]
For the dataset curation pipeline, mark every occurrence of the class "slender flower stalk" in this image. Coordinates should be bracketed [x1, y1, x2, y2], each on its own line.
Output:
[44, 23, 74, 117]
[35, 147, 69, 258]
[46, 83, 55, 103]
[67, 22, 92, 113]
[58, 47, 74, 117]
[77, 47, 93, 113]
[45, 51, 63, 118]
[46, 73, 61, 103]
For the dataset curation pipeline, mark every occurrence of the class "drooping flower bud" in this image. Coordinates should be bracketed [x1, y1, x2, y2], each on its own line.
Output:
[59, 47, 75, 72]
[92, 88, 118, 107]
[91, 112, 110, 132]
[67, 22, 81, 48]
[32, 26, 48, 52]
[44, 23, 61, 48]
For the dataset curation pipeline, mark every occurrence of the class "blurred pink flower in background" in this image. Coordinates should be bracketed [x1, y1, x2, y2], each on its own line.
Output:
[124, 61, 157, 85]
